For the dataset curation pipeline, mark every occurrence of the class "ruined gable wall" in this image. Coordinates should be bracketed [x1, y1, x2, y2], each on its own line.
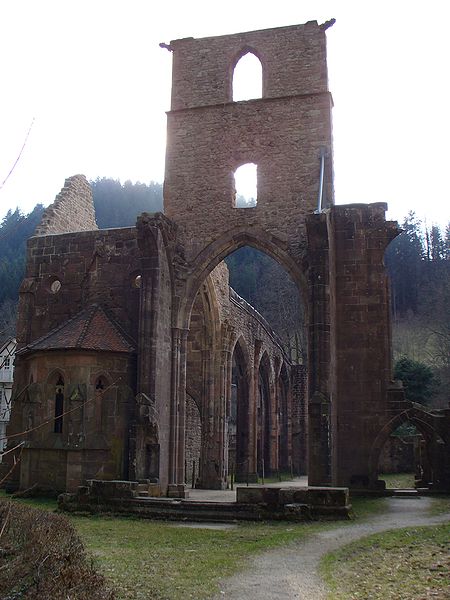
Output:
[169, 22, 329, 110]
[35, 175, 98, 236]
[17, 228, 141, 349]
[164, 21, 334, 262]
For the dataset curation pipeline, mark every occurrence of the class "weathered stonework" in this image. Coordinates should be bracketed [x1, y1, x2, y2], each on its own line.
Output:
[3, 20, 449, 497]
[35, 175, 98, 236]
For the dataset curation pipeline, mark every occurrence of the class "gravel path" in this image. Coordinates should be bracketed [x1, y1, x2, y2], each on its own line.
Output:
[212, 497, 450, 600]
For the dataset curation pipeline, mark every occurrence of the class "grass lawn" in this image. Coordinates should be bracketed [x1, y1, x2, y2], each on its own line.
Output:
[321, 522, 450, 600]
[428, 495, 450, 516]
[0, 490, 384, 600]
[0, 491, 323, 599]
[3, 490, 445, 600]
[379, 472, 416, 489]
[74, 516, 324, 600]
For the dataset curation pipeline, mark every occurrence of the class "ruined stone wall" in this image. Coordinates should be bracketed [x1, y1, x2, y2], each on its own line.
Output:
[35, 175, 98, 236]
[164, 21, 334, 262]
[378, 435, 416, 474]
[17, 228, 141, 350]
[169, 22, 329, 109]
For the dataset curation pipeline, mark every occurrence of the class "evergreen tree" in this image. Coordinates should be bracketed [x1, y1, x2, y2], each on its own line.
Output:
[394, 356, 437, 405]
[0, 204, 44, 306]
[91, 178, 163, 228]
[385, 212, 425, 317]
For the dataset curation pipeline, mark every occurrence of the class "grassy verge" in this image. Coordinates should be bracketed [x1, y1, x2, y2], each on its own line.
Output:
[428, 495, 450, 516]
[321, 523, 450, 600]
[379, 472, 415, 488]
[349, 496, 388, 519]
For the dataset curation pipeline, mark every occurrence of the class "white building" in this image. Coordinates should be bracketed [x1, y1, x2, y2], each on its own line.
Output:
[0, 338, 16, 458]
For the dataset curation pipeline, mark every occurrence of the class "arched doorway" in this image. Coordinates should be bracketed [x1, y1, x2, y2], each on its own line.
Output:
[181, 237, 307, 489]
[370, 409, 448, 490]
[229, 338, 250, 482]
[377, 422, 424, 488]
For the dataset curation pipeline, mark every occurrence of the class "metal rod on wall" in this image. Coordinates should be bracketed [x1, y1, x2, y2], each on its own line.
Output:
[315, 147, 326, 213]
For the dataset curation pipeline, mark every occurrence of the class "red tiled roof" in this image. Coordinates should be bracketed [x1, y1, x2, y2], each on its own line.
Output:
[19, 305, 135, 354]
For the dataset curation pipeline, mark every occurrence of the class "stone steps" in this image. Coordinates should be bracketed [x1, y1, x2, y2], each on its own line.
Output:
[131, 497, 264, 521]
[392, 488, 420, 497]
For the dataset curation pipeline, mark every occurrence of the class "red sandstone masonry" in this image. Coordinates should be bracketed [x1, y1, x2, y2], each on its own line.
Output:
[164, 21, 334, 264]
[35, 175, 98, 236]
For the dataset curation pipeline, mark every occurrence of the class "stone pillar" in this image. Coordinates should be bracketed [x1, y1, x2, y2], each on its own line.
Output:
[269, 373, 278, 474]
[224, 348, 233, 483]
[305, 213, 332, 485]
[197, 342, 228, 490]
[291, 364, 307, 475]
[247, 353, 259, 483]
[131, 264, 157, 481]
[218, 346, 231, 486]
[168, 327, 189, 494]
[328, 203, 398, 487]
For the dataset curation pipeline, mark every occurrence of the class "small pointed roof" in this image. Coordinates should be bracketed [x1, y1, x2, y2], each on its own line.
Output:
[19, 305, 135, 355]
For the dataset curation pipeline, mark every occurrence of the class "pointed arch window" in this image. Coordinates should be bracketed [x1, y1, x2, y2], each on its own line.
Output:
[95, 377, 106, 391]
[232, 51, 262, 101]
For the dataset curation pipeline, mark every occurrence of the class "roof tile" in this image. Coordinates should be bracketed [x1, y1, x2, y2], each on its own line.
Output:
[19, 305, 135, 355]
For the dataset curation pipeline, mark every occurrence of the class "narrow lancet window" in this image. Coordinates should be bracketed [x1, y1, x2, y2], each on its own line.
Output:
[54, 375, 64, 433]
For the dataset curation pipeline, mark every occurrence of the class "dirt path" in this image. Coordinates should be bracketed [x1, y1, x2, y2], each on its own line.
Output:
[211, 497, 450, 600]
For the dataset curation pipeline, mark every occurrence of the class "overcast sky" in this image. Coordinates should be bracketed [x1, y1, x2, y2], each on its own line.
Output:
[1, 0, 449, 228]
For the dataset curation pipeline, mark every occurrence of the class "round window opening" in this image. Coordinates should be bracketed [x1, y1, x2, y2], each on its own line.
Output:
[133, 275, 142, 289]
[50, 279, 62, 294]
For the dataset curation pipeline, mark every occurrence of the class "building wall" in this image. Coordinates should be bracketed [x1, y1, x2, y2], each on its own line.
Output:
[9, 350, 135, 492]
[165, 21, 334, 263]
[17, 227, 141, 350]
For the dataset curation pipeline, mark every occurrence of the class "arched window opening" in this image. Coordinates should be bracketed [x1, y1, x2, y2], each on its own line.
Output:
[232, 52, 262, 101]
[230, 340, 250, 483]
[257, 355, 272, 479]
[233, 163, 257, 208]
[225, 246, 306, 362]
[95, 377, 105, 391]
[54, 375, 64, 433]
[377, 422, 423, 489]
[184, 243, 307, 489]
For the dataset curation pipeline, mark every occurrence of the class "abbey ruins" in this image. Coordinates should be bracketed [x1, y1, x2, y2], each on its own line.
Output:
[3, 20, 449, 496]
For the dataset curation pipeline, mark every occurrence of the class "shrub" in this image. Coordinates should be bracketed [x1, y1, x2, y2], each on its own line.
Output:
[0, 500, 115, 599]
